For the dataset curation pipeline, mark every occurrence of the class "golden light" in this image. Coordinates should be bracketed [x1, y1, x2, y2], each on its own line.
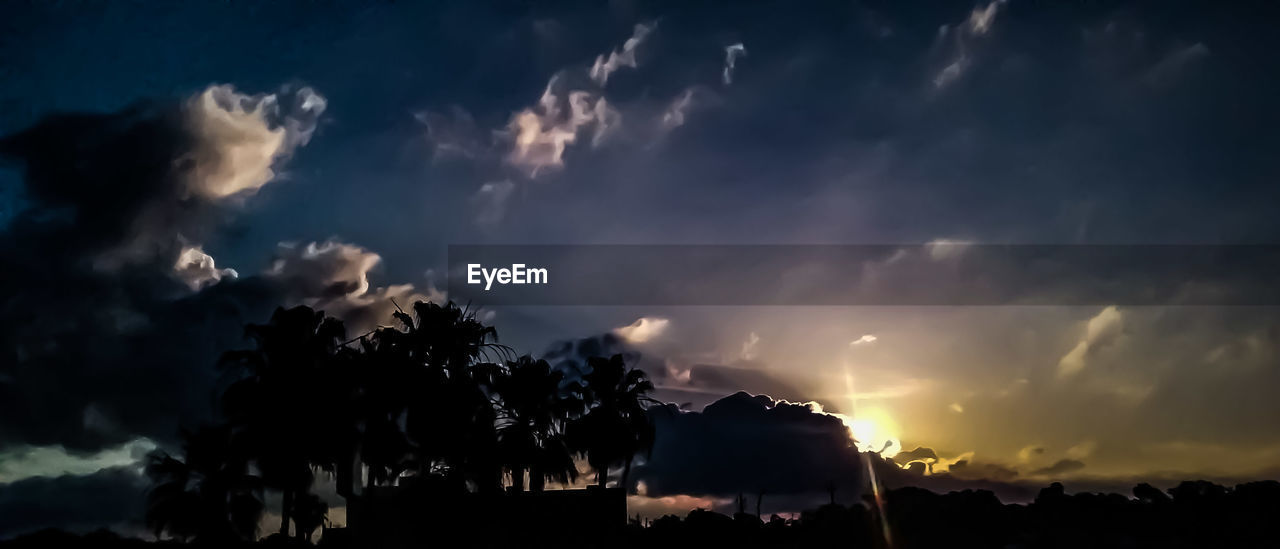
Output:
[841, 350, 902, 459]
[837, 407, 902, 458]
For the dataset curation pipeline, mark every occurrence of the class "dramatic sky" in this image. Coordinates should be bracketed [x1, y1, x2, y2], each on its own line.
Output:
[3, 0, 1280, 537]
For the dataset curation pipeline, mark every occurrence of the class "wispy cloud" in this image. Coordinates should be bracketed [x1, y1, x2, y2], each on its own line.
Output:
[615, 316, 671, 343]
[1144, 42, 1210, 87]
[504, 78, 621, 177]
[932, 0, 1008, 90]
[589, 22, 656, 87]
[661, 87, 697, 130]
[1058, 305, 1123, 377]
[472, 179, 516, 226]
[723, 43, 747, 85]
[415, 106, 487, 161]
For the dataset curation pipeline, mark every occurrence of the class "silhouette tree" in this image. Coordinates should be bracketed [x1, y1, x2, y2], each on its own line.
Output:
[291, 492, 329, 543]
[392, 301, 510, 493]
[569, 354, 656, 489]
[144, 425, 264, 543]
[218, 305, 345, 538]
[492, 355, 581, 492]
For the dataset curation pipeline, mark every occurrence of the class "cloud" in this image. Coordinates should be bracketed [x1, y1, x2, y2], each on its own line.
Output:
[182, 84, 325, 200]
[472, 179, 517, 226]
[266, 240, 437, 334]
[1017, 445, 1046, 463]
[541, 332, 633, 368]
[415, 106, 488, 161]
[0, 86, 425, 457]
[933, 61, 967, 90]
[966, 0, 1006, 35]
[925, 238, 973, 261]
[267, 240, 382, 301]
[500, 22, 658, 177]
[0, 439, 155, 484]
[173, 245, 238, 291]
[722, 43, 746, 85]
[635, 392, 865, 497]
[417, 21, 680, 225]
[1066, 440, 1097, 460]
[1058, 305, 1123, 377]
[661, 88, 697, 131]
[932, 0, 1008, 90]
[850, 334, 878, 346]
[740, 331, 760, 361]
[0, 83, 324, 273]
[1144, 43, 1210, 88]
[589, 23, 655, 87]
[614, 316, 671, 344]
[504, 78, 624, 177]
[0, 466, 147, 538]
[1029, 458, 1087, 477]
[892, 446, 940, 466]
[948, 458, 1020, 481]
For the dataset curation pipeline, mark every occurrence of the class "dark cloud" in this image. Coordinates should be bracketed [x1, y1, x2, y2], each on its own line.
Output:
[634, 392, 864, 498]
[630, 392, 1062, 506]
[1030, 459, 1087, 477]
[0, 85, 410, 454]
[0, 466, 147, 539]
[892, 446, 940, 466]
[947, 459, 1020, 482]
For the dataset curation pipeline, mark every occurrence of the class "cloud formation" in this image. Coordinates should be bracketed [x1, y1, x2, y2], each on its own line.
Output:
[590, 23, 655, 87]
[722, 43, 746, 85]
[182, 84, 324, 200]
[0, 466, 147, 538]
[614, 316, 671, 344]
[1030, 458, 1087, 477]
[1058, 305, 1123, 377]
[173, 245, 238, 291]
[635, 392, 864, 497]
[266, 240, 437, 334]
[504, 79, 621, 177]
[661, 88, 697, 131]
[0, 85, 422, 458]
[933, 0, 1008, 89]
[416, 21, 672, 225]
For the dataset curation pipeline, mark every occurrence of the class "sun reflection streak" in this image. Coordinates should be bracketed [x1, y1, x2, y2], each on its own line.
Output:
[842, 353, 897, 548]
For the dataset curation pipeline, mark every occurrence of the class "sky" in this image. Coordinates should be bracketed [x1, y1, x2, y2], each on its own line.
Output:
[2, 0, 1280, 537]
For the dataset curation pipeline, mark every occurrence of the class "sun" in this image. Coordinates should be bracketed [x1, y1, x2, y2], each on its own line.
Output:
[838, 408, 902, 458]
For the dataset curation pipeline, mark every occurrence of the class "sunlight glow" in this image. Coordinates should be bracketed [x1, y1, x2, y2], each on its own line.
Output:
[837, 409, 902, 458]
[841, 350, 902, 458]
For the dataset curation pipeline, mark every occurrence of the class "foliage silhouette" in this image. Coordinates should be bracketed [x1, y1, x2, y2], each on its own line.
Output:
[13, 478, 1280, 548]
[567, 354, 657, 489]
[218, 306, 344, 539]
[136, 300, 660, 545]
[491, 356, 580, 493]
[144, 425, 263, 543]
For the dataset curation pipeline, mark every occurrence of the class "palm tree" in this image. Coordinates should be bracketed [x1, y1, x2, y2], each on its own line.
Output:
[391, 301, 511, 493]
[348, 327, 417, 491]
[291, 492, 329, 543]
[492, 356, 581, 492]
[568, 354, 656, 490]
[145, 425, 264, 543]
[219, 305, 345, 538]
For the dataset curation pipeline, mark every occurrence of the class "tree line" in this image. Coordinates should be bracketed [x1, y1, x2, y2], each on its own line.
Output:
[144, 301, 656, 544]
